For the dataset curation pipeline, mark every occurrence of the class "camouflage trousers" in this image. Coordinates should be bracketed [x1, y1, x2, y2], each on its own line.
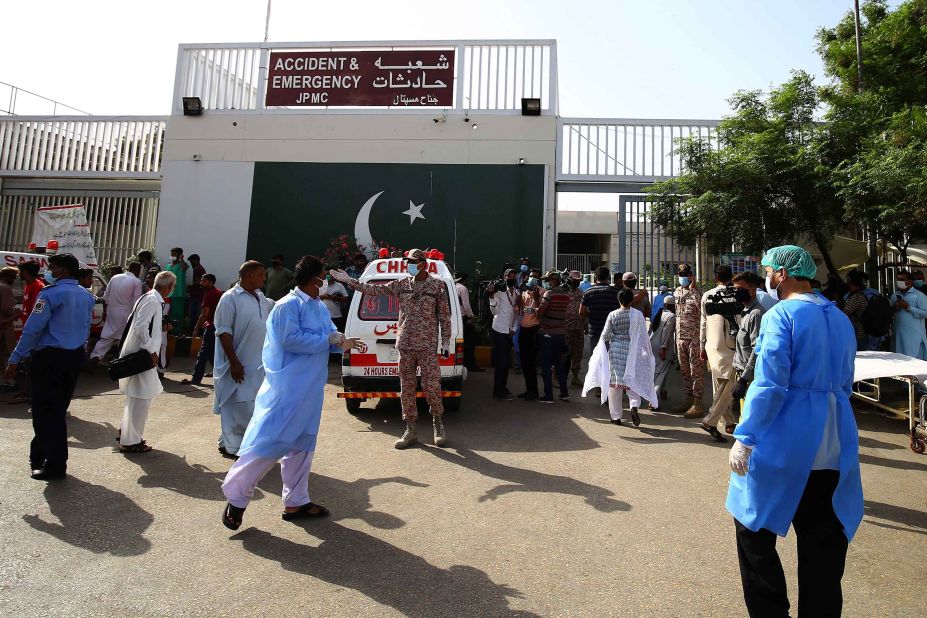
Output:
[566, 329, 585, 374]
[676, 337, 705, 398]
[398, 348, 443, 421]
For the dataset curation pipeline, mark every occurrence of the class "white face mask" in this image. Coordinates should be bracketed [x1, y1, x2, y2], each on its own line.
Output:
[766, 270, 783, 302]
[897, 280, 908, 290]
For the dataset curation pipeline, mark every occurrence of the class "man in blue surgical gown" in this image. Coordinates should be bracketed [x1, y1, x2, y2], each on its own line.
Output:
[726, 245, 863, 618]
[891, 270, 927, 360]
[220, 256, 361, 530]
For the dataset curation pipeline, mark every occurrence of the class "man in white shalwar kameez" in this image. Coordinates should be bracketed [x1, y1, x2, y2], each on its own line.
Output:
[212, 261, 275, 459]
[221, 256, 360, 530]
[583, 287, 657, 427]
[117, 271, 175, 453]
[90, 262, 143, 363]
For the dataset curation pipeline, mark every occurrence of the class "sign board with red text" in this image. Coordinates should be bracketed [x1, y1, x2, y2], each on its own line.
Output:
[266, 50, 455, 107]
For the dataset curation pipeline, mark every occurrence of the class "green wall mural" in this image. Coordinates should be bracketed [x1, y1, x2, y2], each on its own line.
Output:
[246, 162, 545, 278]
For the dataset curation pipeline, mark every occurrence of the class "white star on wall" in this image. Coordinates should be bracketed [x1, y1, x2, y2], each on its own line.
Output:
[402, 201, 426, 225]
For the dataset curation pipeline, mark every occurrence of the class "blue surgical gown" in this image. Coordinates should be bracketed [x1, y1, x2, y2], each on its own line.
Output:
[237, 291, 340, 460]
[726, 294, 864, 540]
[892, 288, 927, 360]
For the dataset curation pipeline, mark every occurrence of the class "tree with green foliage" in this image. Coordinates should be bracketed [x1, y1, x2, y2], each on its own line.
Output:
[647, 71, 843, 274]
[817, 0, 927, 265]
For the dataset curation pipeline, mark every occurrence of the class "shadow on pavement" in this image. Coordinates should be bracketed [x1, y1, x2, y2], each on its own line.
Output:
[864, 500, 927, 536]
[22, 477, 153, 556]
[67, 414, 119, 450]
[258, 473, 429, 530]
[425, 448, 631, 513]
[858, 453, 927, 472]
[233, 524, 538, 617]
[350, 397, 602, 454]
[123, 448, 229, 501]
[857, 435, 906, 451]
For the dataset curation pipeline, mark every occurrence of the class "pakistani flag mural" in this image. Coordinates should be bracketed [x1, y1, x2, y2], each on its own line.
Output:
[247, 162, 545, 276]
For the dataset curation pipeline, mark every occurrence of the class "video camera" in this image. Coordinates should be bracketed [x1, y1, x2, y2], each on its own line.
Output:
[704, 285, 750, 318]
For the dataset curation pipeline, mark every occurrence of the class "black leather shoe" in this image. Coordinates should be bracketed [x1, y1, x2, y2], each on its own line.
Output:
[31, 468, 66, 481]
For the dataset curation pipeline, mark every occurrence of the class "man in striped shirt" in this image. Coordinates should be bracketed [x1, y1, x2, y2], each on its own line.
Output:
[537, 269, 572, 403]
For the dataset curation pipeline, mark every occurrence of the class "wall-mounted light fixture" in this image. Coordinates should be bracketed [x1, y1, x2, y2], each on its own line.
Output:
[521, 97, 541, 116]
[182, 97, 204, 116]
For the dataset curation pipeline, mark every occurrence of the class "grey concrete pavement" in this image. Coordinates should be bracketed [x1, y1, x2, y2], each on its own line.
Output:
[0, 359, 924, 617]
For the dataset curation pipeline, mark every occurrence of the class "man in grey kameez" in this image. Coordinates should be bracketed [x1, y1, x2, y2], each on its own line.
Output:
[213, 261, 275, 458]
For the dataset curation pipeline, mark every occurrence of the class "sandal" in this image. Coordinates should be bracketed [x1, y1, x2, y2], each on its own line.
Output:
[222, 503, 246, 530]
[180, 378, 202, 385]
[281, 502, 330, 521]
[119, 441, 152, 453]
[725, 424, 737, 435]
[7, 393, 30, 405]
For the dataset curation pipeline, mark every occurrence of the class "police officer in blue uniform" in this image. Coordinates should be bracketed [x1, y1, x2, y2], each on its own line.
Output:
[3, 253, 95, 481]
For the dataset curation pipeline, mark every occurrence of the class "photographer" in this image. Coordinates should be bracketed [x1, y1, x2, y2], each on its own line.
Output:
[488, 268, 519, 401]
[688, 265, 736, 421]
[700, 271, 765, 442]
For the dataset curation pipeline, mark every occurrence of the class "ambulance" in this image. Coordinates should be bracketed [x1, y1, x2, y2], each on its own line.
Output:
[1, 249, 107, 338]
[337, 252, 465, 413]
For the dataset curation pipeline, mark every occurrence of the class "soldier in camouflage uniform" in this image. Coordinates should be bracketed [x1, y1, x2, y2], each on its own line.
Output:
[332, 248, 452, 449]
[673, 263, 705, 415]
[565, 270, 587, 386]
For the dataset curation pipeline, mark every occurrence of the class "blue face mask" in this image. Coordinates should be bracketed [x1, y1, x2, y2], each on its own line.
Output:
[527, 277, 539, 288]
[679, 276, 691, 287]
[915, 280, 924, 289]
[407, 262, 419, 277]
[542, 281, 551, 290]
[44, 271, 57, 285]
[520, 264, 529, 272]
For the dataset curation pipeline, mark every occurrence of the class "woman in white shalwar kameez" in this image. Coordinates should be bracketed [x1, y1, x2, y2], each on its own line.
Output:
[583, 288, 657, 426]
[117, 271, 175, 452]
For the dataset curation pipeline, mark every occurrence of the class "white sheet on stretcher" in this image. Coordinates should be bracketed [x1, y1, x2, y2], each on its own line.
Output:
[854, 351, 927, 386]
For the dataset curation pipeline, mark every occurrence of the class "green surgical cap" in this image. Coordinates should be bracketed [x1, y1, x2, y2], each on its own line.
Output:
[761, 245, 817, 279]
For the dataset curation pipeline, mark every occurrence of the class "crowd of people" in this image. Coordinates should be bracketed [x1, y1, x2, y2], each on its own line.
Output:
[6, 239, 921, 617]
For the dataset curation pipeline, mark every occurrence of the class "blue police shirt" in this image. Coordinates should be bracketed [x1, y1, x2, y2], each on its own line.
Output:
[9, 279, 95, 363]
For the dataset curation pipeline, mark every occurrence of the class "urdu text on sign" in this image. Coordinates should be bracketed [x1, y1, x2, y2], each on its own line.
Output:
[265, 50, 455, 107]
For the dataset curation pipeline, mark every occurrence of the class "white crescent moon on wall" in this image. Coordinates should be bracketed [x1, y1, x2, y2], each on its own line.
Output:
[354, 191, 384, 254]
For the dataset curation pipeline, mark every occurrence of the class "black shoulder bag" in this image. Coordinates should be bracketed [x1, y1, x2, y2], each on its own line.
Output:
[107, 296, 156, 381]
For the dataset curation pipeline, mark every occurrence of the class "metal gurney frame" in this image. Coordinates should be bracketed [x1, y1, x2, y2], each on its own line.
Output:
[852, 351, 927, 454]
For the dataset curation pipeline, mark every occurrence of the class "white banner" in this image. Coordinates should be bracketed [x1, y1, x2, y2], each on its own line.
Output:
[31, 204, 98, 267]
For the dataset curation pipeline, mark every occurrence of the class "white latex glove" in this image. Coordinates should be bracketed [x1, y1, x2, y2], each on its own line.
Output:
[729, 440, 753, 476]
[330, 269, 351, 283]
[328, 331, 346, 346]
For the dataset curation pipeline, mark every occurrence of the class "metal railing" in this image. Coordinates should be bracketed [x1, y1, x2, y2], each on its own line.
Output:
[556, 253, 606, 273]
[0, 194, 159, 266]
[173, 40, 557, 114]
[0, 116, 167, 177]
[0, 81, 91, 116]
[557, 118, 720, 183]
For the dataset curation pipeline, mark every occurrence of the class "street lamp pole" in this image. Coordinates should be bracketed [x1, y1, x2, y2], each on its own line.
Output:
[264, 0, 272, 43]
[853, 0, 864, 90]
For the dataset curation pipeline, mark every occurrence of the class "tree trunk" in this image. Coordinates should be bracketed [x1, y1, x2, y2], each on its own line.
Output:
[812, 232, 839, 277]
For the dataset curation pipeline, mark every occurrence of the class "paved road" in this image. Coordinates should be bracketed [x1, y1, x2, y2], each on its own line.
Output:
[0, 359, 924, 616]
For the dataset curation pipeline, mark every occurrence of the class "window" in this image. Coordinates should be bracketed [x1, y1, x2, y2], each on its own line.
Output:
[356, 279, 452, 321]
[358, 280, 400, 321]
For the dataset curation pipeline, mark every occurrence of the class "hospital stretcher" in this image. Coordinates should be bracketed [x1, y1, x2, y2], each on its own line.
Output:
[852, 351, 927, 454]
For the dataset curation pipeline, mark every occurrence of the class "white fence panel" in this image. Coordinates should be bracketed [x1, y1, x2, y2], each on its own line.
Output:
[0, 194, 160, 266]
[174, 40, 557, 114]
[0, 117, 166, 176]
[557, 118, 720, 183]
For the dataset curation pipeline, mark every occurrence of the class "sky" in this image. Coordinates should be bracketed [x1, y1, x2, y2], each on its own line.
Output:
[1, 0, 884, 118]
